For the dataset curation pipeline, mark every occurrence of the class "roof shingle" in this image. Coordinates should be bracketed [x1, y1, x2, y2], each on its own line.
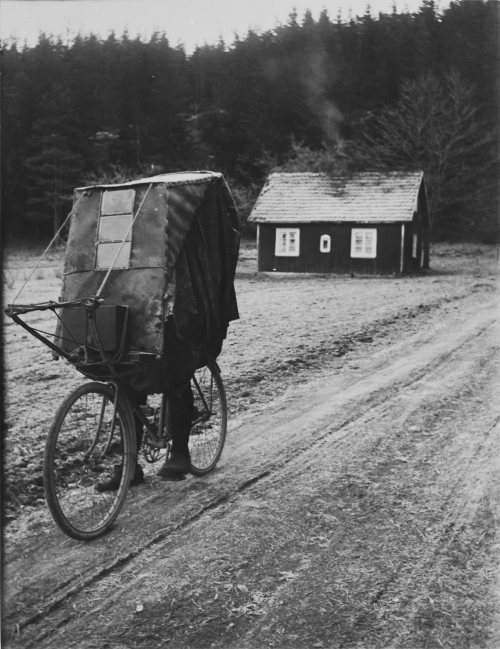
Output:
[248, 171, 424, 224]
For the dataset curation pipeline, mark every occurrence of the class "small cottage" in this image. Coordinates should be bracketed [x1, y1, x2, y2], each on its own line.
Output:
[248, 171, 430, 274]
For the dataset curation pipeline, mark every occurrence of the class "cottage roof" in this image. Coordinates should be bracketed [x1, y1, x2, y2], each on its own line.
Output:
[248, 171, 424, 224]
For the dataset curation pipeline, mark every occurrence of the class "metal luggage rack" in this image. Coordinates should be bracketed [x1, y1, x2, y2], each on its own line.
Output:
[5, 297, 133, 377]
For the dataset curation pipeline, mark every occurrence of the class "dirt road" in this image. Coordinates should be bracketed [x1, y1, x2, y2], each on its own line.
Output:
[3, 243, 499, 648]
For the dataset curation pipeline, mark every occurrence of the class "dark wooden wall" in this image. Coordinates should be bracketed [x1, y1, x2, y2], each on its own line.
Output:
[257, 222, 405, 274]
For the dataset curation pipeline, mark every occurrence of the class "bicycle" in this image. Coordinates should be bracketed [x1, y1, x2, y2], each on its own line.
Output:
[6, 299, 227, 541]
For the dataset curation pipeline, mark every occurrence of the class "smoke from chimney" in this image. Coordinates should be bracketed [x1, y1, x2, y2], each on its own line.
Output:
[299, 48, 344, 147]
[265, 44, 344, 149]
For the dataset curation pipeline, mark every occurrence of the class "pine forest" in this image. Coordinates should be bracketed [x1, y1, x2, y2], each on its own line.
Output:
[1, 0, 498, 243]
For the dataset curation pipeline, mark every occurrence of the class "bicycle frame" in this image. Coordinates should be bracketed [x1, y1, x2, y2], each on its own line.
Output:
[122, 362, 216, 450]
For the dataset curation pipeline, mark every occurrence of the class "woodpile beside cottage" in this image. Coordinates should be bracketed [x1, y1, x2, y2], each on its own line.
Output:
[248, 171, 430, 274]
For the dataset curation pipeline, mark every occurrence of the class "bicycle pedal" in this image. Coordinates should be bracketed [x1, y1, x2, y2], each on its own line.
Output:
[139, 405, 154, 417]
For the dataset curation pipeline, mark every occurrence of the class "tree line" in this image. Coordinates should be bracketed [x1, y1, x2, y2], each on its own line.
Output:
[1, 0, 498, 242]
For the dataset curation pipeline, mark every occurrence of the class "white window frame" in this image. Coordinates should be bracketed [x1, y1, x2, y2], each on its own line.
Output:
[319, 234, 331, 253]
[96, 189, 135, 270]
[275, 228, 300, 257]
[350, 228, 377, 259]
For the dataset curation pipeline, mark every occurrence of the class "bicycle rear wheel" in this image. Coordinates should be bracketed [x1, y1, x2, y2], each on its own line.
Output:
[189, 363, 227, 476]
[43, 382, 135, 540]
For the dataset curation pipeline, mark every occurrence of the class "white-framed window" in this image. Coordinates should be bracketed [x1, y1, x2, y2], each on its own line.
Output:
[275, 228, 300, 257]
[350, 228, 377, 259]
[96, 189, 135, 270]
[320, 234, 331, 253]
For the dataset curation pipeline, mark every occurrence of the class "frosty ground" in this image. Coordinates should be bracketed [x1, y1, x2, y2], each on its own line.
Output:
[2, 241, 499, 648]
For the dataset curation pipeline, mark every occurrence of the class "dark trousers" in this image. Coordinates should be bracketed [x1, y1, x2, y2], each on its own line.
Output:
[132, 380, 193, 460]
[168, 381, 193, 458]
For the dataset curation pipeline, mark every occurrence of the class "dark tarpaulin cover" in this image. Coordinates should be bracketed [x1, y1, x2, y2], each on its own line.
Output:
[57, 172, 240, 394]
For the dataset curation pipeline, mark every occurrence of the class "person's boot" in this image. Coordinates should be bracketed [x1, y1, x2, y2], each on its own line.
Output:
[96, 463, 144, 492]
[157, 453, 190, 480]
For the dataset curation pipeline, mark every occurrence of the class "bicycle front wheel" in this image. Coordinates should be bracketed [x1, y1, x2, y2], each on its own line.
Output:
[189, 363, 227, 476]
[43, 382, 136, 540]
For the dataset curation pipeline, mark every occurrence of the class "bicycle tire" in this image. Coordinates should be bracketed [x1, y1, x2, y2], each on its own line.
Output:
[189, 363, 227, 476]
[43, 381, 136, 540]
